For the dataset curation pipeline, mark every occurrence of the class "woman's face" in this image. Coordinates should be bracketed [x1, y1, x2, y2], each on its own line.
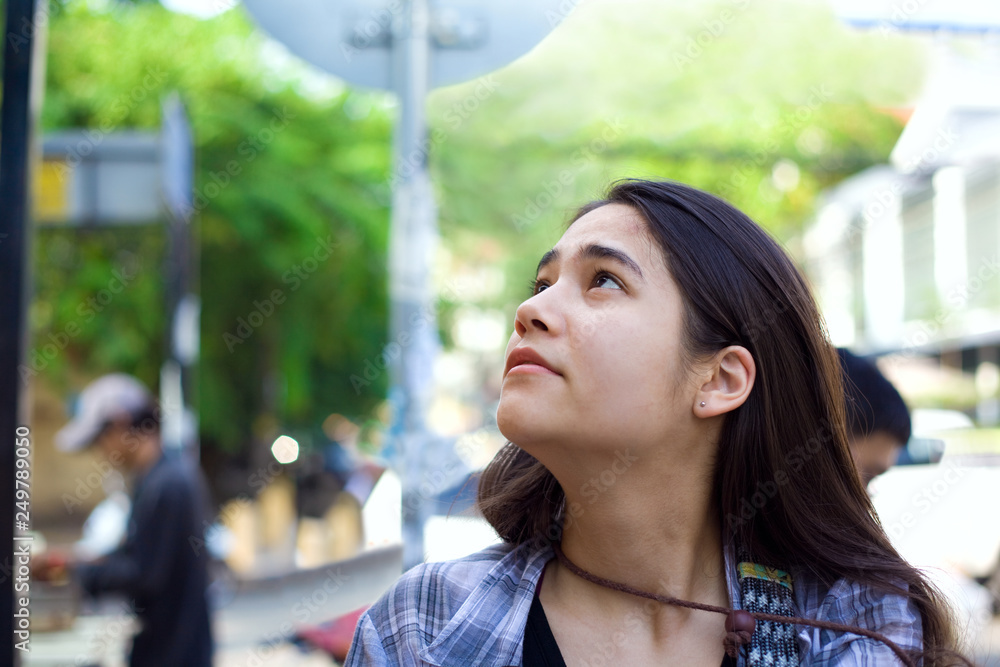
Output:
[497, 203, 699, 458]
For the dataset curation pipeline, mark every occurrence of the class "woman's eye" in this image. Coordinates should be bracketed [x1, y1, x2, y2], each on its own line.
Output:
[594, 272, 622, 290]
[529, 279, 549, 296]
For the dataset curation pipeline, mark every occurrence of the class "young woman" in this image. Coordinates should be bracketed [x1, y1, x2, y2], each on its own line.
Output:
[346, 180, 969, 666]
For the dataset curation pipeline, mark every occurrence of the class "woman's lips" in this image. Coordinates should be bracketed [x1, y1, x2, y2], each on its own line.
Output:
[504, 346, 561, 377]
[507, 363, 560, 377]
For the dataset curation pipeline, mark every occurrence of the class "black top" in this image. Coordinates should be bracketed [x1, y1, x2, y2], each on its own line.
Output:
[77, 454, 214, 667]
[522, 593, 737, 667]
[523, 594, 566, 667]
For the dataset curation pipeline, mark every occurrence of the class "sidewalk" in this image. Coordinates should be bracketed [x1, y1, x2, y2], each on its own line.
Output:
[25, 545, 402, 667]
[212, 545, 401, 666]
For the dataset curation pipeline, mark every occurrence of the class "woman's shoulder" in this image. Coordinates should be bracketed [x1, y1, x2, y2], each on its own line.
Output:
[372, 539, 551, 619]
[792, 570, 922, 664]
[376, 541, 520, 607]
[347, 539, 553, 666]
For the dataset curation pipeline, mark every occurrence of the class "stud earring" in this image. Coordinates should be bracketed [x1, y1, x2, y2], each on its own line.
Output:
[700, 401, 706, 407]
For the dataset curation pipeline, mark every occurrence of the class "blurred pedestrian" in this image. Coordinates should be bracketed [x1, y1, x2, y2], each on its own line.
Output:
[52, 374, 214, 667]
[837, 348, 912, 487]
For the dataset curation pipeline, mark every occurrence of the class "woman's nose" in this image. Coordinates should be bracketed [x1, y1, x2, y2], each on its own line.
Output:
[514, 291, 559, 337]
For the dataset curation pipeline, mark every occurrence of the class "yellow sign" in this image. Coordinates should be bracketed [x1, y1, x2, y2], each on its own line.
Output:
[33, 159, 71, 224]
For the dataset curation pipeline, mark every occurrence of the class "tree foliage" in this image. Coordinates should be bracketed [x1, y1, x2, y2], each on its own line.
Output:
[33, 1, 393, 466]
[427, 0, 920, 315]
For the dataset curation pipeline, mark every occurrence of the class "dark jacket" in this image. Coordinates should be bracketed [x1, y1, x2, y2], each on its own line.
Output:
[78, 453, 214, 667]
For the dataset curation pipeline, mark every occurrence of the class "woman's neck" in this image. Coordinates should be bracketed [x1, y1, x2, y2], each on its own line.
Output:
[553, 451, 728, 610]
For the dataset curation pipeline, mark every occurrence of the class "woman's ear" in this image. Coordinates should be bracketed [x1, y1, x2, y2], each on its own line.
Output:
[694, 346, 755, 417]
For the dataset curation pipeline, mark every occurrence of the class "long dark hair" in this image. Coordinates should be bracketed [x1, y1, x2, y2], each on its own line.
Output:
[478, 179, 966, 664]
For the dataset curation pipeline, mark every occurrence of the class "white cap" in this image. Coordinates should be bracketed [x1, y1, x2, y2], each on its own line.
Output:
[56, 374, 156, 452]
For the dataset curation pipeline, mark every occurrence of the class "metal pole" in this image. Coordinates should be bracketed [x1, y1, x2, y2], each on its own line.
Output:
[161, 96, 198, 458]
[1, 1, 41, 663]
[389, 0, 438, 570]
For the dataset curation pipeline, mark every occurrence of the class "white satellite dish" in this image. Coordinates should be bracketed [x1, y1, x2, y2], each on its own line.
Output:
[241, 0, 574, 90]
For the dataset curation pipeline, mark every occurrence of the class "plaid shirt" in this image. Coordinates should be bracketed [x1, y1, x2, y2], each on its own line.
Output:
[345, 540, 922, 666]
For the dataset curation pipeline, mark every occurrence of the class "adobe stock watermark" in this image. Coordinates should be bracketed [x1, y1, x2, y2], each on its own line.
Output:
[5, 0, 63, 54]
[672, 0, 752, 72]
[53, 67, 169, 183]
[717, 84, 832, 200]
[234, 568, 350, 667]
[545, 0, 582, 28]
[402, 456, 469, 519]
[389, 74, 501, 190]
[884, 462, 966, 541]
[223, 232, 340, 352]
[60, 393, 179, 514]
[67, 600, 142, 666]
[511, 117, 626, 232]
[579, 450, 638, 505]
[60, 458, 123, 515]
[842, 126, 958, 245]
[19, 259, 142, 386]
[499, 448, 640, 550]
[340, 0, 402, 64]
[291, 568, 351, 623]
[740, 294, 792, 346]
[898, 126, 958, 176]
[898, 254, 1000, 358]
[562, 449, 639, 534]
[181, 106, 296, 222]
[726, 419, 834, 530]
[203, 0, 240, 16]
[876, 0, 933, 37]
[575, 587, 670, 667]
[349, 276, 473, 393]
[188, 458, 291, 558]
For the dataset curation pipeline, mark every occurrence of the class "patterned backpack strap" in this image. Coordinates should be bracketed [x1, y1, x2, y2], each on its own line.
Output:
[737, 561, 800, 666]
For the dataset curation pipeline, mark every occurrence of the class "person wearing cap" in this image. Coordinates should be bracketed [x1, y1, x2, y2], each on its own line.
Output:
[54, 373, 214, 667]
[837, 348, 913, 488]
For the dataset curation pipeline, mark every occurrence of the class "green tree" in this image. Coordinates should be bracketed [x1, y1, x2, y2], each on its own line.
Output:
[32, 2, 393, 480]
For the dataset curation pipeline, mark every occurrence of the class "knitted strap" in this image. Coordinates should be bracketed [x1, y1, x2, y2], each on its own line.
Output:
[738, 561, 799, 667]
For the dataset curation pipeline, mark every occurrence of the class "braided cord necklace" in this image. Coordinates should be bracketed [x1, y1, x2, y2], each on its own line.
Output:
[550, 543, 916, 667]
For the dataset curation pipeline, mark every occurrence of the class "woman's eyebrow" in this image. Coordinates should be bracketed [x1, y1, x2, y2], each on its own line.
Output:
[535, 249, 558, 275]
[535, 244, 645, 281]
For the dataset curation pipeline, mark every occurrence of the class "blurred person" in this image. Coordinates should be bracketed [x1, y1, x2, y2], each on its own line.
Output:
[49, 374, 214, 667]
[346, 180, 970, 666]
[837, 348, 912, 488]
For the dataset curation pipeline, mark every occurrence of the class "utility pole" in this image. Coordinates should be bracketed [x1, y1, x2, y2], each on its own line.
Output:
[388, 0, 437, 569]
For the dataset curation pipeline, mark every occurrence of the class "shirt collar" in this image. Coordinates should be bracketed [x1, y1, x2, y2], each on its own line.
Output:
[421, 540, 554, 667]
[420, 539, 746, 667]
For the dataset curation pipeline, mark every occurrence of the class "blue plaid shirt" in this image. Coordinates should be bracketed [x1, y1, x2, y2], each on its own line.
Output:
[345, 540, 922, 666]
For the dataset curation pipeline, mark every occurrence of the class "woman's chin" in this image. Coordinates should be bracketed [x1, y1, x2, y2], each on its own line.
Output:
[495, 403, 523, 444]
[497, 403, 565, 450]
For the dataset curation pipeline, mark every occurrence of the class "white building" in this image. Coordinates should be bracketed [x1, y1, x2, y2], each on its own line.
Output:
[804, 42, 1000, 422]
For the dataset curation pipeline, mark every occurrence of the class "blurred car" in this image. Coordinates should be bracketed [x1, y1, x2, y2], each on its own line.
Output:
[893, 408, 972, 466]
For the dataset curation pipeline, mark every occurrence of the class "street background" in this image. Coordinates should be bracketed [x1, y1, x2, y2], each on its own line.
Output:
[6, 0, 1000, 664]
